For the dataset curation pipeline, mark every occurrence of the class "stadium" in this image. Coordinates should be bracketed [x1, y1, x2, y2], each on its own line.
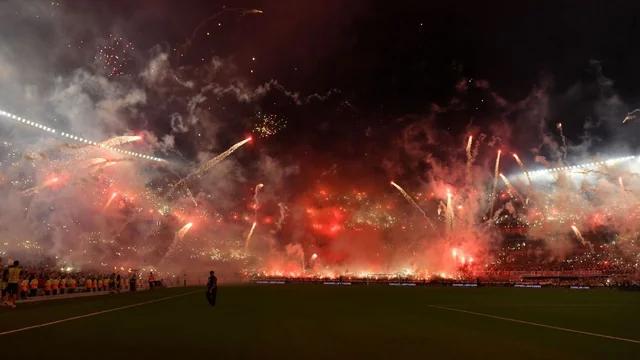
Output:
[1, 1, 640, 359]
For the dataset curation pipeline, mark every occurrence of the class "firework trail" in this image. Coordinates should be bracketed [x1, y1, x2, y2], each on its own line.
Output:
[88, 158, 135, 173]
[499, 174, 525, 204]
[472, 133, 486, 162]
[512, 153, 532, 203]
[178, 8, 263, 62]
[571, 225, 593, 251]
[178, 222, 194, 240]
[252, 183, 264, 224]
[76, 158, 107, 168]
[98, 135, 142, 148]
[53, 157, 107, 172]
[465, 135, 473, 187]
[623, 109, 640, 123]
[102, 192, 118, 212]
[161, 222, 194, 264]
[619, 176, 625, 193]
[309, 253, 318, 268]
[21, 177, 59, 196]
[192, 137, 251, 177]
[276, 202, 288, 231]
[556, 123, 567, 162]
[90, 161, 121, 173]
[391, 181, 433, 227]
[245, 222, 257, 250]
[489, 150, 501, 217]
[167, 169, 197, 206]
[168, 137, 251, 197]
[391, 182, 425, 217]
[446, 189, 454, 230]
[254, 183, 264, 209]
[619, 177, 629, 203]
[245, 183, 264, 250]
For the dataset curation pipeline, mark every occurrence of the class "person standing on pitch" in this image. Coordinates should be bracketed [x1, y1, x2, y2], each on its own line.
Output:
[6, 260, 22, 308]
[148, 272, 154, 290]
[206, 271, 217, 307]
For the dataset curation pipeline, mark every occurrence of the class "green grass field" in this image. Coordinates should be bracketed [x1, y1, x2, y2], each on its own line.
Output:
[1, 285, 639, 359]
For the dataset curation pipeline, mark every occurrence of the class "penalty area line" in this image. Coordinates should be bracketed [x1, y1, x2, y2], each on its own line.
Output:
[428, 305, 640, 345]
[0, 290, 200, 337]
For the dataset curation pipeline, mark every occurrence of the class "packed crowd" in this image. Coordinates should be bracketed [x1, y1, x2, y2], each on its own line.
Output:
[485, 242, 640, 275]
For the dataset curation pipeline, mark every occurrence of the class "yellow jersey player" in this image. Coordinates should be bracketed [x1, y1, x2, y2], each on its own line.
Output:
[6, 261, 22, 308]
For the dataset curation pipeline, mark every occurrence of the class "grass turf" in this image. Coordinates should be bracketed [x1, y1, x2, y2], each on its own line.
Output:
[1, 285, 639, 359]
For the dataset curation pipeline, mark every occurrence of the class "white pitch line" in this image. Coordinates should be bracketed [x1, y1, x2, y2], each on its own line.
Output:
[431, 304, 637, 308]
[0, 290, 200, 337]
[429, 305, 640, 344]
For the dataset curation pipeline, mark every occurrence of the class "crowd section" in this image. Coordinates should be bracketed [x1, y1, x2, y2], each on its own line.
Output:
[249, 274, 640, 288]
[248, 243, 640, 287]
[483, 241, 640, 276]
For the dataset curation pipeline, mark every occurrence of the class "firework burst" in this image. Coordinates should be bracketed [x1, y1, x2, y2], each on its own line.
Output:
[95, 35, 134, 77]
[253, 112, 287, 138]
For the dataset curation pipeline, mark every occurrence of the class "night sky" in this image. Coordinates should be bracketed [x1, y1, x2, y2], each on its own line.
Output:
[17, 0, 640, 177]
[135, 0, 640, 177]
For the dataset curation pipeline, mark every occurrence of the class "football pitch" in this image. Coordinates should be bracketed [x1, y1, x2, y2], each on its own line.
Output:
[1, 285, 639, 359]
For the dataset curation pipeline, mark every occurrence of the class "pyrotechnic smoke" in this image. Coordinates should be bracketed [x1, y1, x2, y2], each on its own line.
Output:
[489, 150, 501, 217]
[285, 243, 305, 272]
[2, 1, 639, 284]
[471, 133, 485, 164]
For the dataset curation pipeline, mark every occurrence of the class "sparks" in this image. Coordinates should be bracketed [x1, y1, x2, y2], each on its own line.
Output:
[102, 192, 118, 212]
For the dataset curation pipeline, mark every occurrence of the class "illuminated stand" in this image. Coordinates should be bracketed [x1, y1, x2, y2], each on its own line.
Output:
[0, 110, 166, 162]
